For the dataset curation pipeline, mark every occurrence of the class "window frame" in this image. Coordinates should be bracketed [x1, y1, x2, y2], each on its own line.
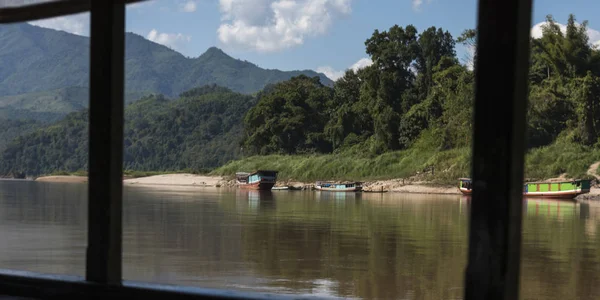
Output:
[0, 0, 533, 299]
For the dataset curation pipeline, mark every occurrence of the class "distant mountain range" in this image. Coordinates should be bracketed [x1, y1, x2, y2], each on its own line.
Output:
[0, 23, 333, 121]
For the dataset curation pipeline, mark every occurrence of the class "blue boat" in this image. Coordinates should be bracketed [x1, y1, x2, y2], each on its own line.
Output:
[315, 181, 362, 192]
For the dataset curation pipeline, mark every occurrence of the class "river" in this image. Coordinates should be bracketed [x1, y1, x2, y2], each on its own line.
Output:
[0, 180, 598, 299]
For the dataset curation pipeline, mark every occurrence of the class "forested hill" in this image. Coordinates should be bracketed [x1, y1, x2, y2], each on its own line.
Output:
[229, 14, 600, 181]
[0, 23, 332, 99]
[0, 85, 254, 176]
[3, 14, 600, 181]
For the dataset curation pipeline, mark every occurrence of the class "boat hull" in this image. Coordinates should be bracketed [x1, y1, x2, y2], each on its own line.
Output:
[238, 181, 276, 190]
[523, 190, 588, 199]
[315, 186, 362, 192]
[459, 187, 472, 195]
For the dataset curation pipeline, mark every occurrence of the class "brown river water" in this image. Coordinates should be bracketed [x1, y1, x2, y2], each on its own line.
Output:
[1, 180, 599, 299]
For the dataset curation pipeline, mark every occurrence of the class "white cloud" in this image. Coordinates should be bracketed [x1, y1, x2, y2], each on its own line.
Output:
[146, 29, 191, 51]
[350, 57, 373, 71]
[460, 44, 475, 71]
[316, 66, 345, 82]
[217, 0, 352, 52]
[412, 0, 432, 11]
[531, 21, 600, 47]
[317, 57, 373, 81]
[29, 13, 89, 36]
[180, 0, 197, 12]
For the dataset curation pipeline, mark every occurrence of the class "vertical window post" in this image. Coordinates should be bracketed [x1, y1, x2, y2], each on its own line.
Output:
[86, 0, 125, 284]
[464, 0, 532, 299]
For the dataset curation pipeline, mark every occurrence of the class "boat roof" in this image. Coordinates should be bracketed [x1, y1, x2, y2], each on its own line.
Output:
[525, 179, 591, 184]
[316, 181, 362, 184]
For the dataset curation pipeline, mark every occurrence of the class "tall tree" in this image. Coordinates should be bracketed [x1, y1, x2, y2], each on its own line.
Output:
[243, 75, 333, 155]
[415, 27, 456, 99]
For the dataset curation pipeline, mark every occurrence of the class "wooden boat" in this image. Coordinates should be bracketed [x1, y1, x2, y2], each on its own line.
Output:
[315, 181, 362, 192]
[458, 178, 592, 199]
[523, 179, 591, 199]
[236, 170, 278, 190]
[458, 178, 472, 195]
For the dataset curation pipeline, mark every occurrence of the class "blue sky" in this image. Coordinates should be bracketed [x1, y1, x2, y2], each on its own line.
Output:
[28, 0, 600, 80]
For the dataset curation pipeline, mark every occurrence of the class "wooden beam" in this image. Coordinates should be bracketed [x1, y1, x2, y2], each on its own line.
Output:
[86, 0, 125, 284]
[464, 0, 532, 299]
[0, 0, 147, 24]
[0, 270, 290, 300]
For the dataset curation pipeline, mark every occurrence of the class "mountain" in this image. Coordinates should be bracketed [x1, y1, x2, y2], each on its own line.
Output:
[0, 87, 88, 122]
[0, 23, 333, 99]
[0, 85, 254, 176]
[0, 86, 152, 122]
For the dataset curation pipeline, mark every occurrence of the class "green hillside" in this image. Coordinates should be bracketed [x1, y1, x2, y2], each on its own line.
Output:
[0, 119, 41, 153]
[0, 87, 87, 122]
[0, 85, 254, 176]
[0, 23, 332, 100]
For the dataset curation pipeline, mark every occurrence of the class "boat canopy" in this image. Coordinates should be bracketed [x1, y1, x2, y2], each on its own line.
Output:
[524, 179, 589, 184]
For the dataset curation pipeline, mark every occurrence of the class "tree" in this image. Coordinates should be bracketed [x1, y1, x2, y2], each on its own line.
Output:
[243, 75, 333, 155]
[415, 27, 456, 99]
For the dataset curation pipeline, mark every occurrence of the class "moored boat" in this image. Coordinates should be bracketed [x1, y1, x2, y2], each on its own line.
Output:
[315, 181, 362, 192]
[458, 178, 592, 199]
[236, 170, 278, 190]
[458, 178, 472, 195]
[523, 179, 591, 199]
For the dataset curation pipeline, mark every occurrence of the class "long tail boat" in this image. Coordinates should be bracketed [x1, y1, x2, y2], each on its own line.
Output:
[458, 178, 592, 199]
[315, 181, 363, 192]
[236, 170, 278, 190]
[523, 180, 591, 199]
[459, 178, 473, 195]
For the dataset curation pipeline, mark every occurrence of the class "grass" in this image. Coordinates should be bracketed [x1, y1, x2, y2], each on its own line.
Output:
[212, 149, 470, 184]
[215, 138, 600, 184]
[47, 137, 600, 185]
[525, 141, 600, 180]
[213, 130, 471, 185]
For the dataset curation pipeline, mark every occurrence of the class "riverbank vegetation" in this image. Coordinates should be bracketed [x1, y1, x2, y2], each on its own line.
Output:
[2, 14, 600, 182]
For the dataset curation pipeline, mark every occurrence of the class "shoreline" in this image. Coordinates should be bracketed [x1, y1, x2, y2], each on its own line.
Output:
[32, 174, 462, 194]
[23, 174, 600, 199]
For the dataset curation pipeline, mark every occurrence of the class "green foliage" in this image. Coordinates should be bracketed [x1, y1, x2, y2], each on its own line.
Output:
[215, 130, 470, 184]
[0, 118, 42, 152]
[0, 86, 254, 176]
[0, 86, 88, 122]
[242, 75, 333, 155]
[525, 140, 600, 180]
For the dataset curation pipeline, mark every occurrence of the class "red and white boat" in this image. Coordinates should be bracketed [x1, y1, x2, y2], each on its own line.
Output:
[236, 170, 278, 190]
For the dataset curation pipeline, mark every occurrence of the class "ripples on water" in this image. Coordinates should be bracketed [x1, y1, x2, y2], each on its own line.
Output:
[0, 180, 598, 299]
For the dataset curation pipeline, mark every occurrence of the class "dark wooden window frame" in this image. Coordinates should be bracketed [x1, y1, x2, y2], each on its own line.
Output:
[0, 0, 533, 299]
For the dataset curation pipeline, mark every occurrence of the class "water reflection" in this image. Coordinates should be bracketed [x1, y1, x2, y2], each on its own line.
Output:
[2, 181, 600, 299]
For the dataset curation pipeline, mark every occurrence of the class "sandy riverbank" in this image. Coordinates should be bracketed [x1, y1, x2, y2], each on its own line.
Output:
[34, 173, 461, 194]
[35, 175, 88, 183]
[123, 174, 226, 187]
[33, 174, 228, 186]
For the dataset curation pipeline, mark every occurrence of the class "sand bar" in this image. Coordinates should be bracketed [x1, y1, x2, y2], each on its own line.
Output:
[35, 175, 87, 183]
[123, 174, 225, 187]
